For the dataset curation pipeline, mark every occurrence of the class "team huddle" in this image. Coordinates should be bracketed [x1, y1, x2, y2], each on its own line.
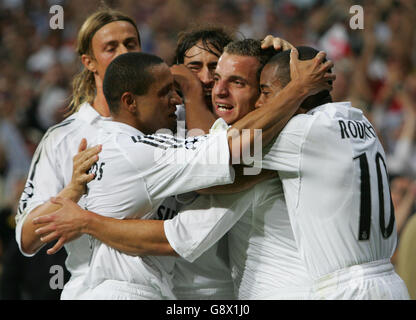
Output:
[15, 8, 410, 300]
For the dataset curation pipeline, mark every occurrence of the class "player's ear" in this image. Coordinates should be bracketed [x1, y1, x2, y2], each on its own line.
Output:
[121, 92, 137, 114]
[81, 54, 97, 73]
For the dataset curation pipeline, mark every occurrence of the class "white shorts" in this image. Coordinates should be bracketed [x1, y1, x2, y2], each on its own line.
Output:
[82, 279, 176, 300]
[313, 259, 410, 300]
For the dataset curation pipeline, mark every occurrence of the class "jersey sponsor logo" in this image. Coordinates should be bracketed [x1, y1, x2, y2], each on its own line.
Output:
[338, 120, 376, 140]
[87, 161, 105, 181]
[156, 205, 177, 220]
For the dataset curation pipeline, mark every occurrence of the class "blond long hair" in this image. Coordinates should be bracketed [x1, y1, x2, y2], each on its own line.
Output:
[67, 8, 140, 115]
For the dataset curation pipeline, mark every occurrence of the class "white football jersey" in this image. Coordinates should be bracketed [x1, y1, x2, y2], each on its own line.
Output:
[258, 102, 397, 280]
[229, 178, 313, 299]
[164, 190, 250, 260]
[169, 118, 236, 300]
[165, 180, 313, 299]
[15, 102, 110, 299]
[171, 234, 235, 300]
[81, 119, 234, 297]
[165, 118, 312, 299]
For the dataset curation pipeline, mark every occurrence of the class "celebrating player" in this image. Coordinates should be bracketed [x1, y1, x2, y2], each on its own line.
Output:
[254, 46, 410, 299]
[15, 8, 142, 299]
[33, 43, 334, 299]
[169, 28, 293, 300]
[169, 26, 236, 299]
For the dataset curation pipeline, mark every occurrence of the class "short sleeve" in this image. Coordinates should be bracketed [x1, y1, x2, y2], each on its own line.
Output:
[122, 131, 235, 202]
[257, 114, 311, 174]
[164, 190, 251, 262]
[15, 134, 63, 256]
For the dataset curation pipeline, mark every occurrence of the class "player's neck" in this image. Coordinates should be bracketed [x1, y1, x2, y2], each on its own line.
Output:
[92, 77, 111, 117]
[112, 112, 148, 134]
[92, 95, 111, 117]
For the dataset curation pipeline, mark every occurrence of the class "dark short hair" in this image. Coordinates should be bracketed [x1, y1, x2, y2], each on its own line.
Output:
[174, 25, 234, 64]
[224, 39, 277, 81]
[265, 46, 332, 109]
[103, 52, 164, 114]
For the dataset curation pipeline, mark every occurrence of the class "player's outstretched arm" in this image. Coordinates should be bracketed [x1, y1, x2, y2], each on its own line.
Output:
[188, 48, 333, 194]
[197, 167, 277, 194]
[227, 48, 335, 159]
[20, 139, 101, 254]
[33, 197, 175, 256]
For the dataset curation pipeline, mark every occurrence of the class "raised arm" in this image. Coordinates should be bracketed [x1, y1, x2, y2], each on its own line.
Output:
[171, 64, 217, 134]
[228, 48, 334, 162]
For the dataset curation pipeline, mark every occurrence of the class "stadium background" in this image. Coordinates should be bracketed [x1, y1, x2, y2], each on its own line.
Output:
[0, 0, 415, 300]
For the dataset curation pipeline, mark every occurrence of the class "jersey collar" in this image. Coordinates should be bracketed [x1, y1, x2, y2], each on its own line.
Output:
[99, 119, 144, 136]
[77, 102, 112, 125]
[306, 101, 352, 115]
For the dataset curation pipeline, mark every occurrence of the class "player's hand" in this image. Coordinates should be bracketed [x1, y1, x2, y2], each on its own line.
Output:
[261, 35, 294, 51]
[170, 64, 203, 98]
[289, 48, 335, 96]
[68, 138, 102, 196]
[32, 196, 88, 254]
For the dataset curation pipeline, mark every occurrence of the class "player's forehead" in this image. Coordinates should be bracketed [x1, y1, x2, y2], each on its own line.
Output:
[92, 21, 139, 46]
[184, 40, 221, 64]
[260, 64, 277, 84]
[260, 63, 283, 89]
[216, 53, 260, 81]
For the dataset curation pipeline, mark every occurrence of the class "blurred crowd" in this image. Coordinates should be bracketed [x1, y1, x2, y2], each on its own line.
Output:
[0, 0, 415, 299]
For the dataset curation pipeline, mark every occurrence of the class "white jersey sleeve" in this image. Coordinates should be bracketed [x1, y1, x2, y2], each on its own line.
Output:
[122, 131, 234, 202]
[260, 114, 311, 175]
[15, 118, 76, 256]
[83, 123, 234, 220]
[164, 191, 252, 262]
[163, 117, 246, 262]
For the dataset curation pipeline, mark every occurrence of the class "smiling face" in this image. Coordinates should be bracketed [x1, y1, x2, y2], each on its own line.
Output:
[84, 21, 141, 81]
[133, 63, 182, 134]
[183, 40, 221, 99]
[212, 52, 261, 125]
